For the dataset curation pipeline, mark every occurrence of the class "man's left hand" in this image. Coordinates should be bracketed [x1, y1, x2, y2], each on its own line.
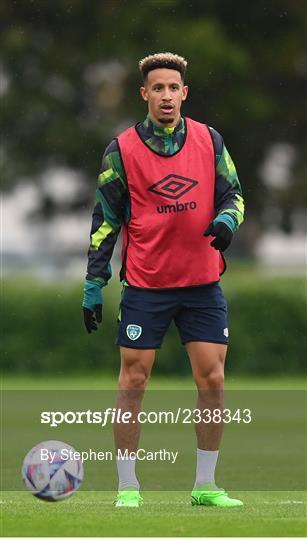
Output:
[204, 221, 233, 252]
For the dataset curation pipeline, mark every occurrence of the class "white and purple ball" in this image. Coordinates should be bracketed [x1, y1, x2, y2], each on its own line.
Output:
[22, 440, 83, 501]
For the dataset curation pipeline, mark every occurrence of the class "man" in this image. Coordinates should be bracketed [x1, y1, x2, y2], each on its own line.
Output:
[82, 52, 244, 508]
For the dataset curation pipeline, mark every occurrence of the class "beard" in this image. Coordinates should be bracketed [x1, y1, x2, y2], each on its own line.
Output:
[157, 116, 175, 124]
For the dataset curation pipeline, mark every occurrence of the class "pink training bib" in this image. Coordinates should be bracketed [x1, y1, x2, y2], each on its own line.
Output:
[117, 117, 225, 288]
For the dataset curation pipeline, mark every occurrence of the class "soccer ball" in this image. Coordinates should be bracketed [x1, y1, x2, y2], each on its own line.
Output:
[21, 440, 84, 501]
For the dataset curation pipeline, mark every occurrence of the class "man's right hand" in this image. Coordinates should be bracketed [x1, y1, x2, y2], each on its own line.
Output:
[82, 280, 103, 333]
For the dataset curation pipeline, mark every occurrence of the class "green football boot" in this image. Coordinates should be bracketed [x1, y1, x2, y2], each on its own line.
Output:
[115, 490, 143, 508]
[191, 483, 243, 508]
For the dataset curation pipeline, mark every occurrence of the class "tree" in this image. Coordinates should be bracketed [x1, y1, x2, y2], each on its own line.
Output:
[1, 0, 306, 233]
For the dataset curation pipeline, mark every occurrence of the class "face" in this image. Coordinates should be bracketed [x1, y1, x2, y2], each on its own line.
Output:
[140, 68, 188, 127]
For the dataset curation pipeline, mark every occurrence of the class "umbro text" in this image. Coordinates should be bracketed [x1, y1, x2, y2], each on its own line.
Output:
[157, 201, 197, 214]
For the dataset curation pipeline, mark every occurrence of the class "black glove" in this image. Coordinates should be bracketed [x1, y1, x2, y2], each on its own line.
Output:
[83, 305, 102, 334]
[82, 279, 103, 334]
[204, 222, 233, 252]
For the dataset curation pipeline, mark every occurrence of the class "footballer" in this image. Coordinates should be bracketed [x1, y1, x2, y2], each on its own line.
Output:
[82, 52, 245, 508]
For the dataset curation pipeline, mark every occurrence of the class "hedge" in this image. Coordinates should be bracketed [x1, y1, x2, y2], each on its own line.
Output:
[2, 273, 306, 374]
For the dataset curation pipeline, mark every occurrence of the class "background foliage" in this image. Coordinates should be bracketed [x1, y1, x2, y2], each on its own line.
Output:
[2, 0, 307, 224]
[3, 268, 306, 374]
[2, 1, 306, 375]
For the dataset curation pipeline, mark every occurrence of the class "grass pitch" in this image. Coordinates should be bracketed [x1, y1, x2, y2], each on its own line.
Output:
[2, 374, 306, 537]
[1, 490, 306, 537]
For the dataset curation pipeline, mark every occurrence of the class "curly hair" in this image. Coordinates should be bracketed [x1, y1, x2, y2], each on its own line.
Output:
[139, 52, 187, 82]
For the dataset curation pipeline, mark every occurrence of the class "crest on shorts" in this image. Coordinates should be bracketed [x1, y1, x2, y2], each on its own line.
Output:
[126, 324, 142, 341]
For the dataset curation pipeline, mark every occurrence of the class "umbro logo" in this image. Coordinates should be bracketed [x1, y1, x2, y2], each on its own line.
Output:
[148, 174, 198, 200]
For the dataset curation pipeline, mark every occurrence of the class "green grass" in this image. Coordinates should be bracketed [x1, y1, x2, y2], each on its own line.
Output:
[2, 373, 305, 390]
[1, 490, 306, 537]
[2, 375, 306, 537]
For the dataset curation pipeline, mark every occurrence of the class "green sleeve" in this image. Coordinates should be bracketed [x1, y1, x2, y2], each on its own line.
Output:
[85, 139, 128, 285]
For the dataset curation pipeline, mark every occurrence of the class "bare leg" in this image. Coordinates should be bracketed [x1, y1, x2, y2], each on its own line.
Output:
[187, 342, 243, 504]
[186, 341, 227, 450]
[114, 347, 155, 453]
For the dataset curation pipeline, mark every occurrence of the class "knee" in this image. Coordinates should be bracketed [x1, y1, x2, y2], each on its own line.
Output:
[195, 369, 224, 390]
[119, 357, 150, 390]
[121, 370, 149, 390]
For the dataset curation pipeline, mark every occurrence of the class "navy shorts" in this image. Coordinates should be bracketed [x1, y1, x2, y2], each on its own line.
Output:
[115, 283, 229, 349]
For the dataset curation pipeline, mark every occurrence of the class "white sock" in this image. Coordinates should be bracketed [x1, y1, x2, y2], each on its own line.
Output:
[194, 448, 219, 488]
[116, 455, 140, 491]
